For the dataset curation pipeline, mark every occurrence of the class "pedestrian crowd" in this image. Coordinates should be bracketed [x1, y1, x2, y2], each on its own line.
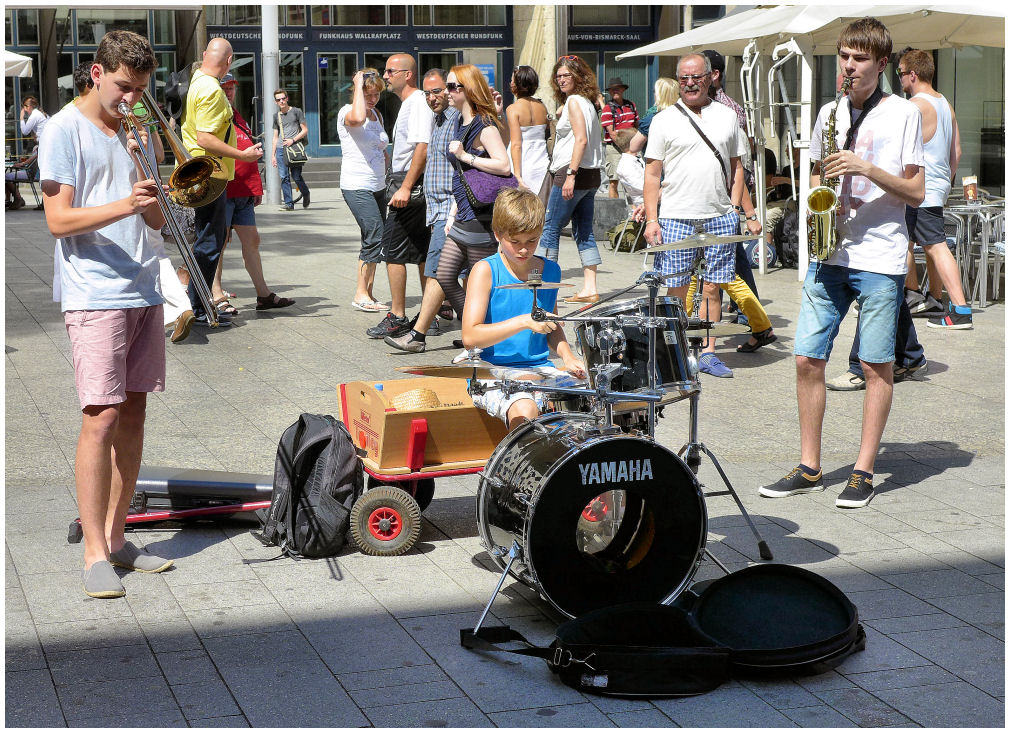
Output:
[17, 18, 980, 597]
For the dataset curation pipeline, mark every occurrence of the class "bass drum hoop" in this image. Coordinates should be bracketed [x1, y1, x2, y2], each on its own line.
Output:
[477, 413, 708, 619]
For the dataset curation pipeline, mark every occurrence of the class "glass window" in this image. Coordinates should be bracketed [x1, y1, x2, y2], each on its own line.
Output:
[413, 5, 431, 25]
[285, 6, 308, 26]
[16, 9, 40, 45]
[229, 54, 259, 136]
[487, 5, 506, 25]
[631, 6, 650, 26]
[316, 53, 356, 146]
[572, 6, 626, 27]
[389, 5, 407, 25]
[5, 77, 15, 157]
[154, 50, 176, 100]
[5, 10, 12, 46]
[153, 11, 175, 45]
[77, 10, 148, 45]
[433, 6, 484, 25]
[419, 52, 458, 79]
[231, 7, 262, 25]
[276, 52, 305, 111]
[310, 6, 330, 25]
[57, 52, 75, 109]
[206, 7, 228, 25]
[333, 7, 385, 25]
[604, 52, 647, 110]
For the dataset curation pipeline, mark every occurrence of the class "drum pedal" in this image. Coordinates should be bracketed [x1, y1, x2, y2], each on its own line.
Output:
[473, 540, 523, 636]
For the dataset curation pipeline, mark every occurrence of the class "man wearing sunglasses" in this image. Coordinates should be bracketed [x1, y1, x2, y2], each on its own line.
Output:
[366, 53, 435, 340]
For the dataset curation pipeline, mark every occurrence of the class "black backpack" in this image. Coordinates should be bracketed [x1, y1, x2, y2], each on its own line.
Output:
[253, 414, 364, 558]
[774, 205, 800, 268]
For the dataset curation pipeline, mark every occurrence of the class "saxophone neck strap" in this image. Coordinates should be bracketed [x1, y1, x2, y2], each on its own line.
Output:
[843, 86, 884, 151]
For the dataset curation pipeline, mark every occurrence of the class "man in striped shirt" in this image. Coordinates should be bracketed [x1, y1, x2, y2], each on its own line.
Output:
[601, 77, 639, 198]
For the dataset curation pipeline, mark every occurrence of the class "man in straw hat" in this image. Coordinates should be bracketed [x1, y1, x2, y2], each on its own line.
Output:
[600, 76, 640, 198]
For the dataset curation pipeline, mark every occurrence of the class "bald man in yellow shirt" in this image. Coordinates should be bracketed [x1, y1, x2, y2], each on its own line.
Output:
[182, 37, 263, 327]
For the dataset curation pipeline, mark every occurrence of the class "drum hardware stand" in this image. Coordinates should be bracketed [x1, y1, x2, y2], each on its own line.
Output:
[471, 539, 522, 636]
[681, 333, 773, 562]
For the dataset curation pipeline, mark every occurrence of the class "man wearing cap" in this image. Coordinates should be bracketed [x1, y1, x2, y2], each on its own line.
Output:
[600, 77, 640, 199]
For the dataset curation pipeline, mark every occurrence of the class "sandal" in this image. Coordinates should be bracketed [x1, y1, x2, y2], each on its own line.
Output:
[256, 293, 296, 311]
[214, 297, 239, 316]
[737, 327, 777, 353]
[351, 299, 387, 312]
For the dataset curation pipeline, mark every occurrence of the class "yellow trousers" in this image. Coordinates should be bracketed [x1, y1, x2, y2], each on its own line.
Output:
[684, 275, 772, 333]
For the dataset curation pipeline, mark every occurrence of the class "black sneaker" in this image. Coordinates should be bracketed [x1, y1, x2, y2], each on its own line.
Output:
[894, 358, 928, 382]
[910, 294, 944, 317]
[385, 331, 425, 353]
[836, 472, 875, 508]
[904, 287, 926, 310]
[759, 466, 824, 498]
[426, 316, 442, 337]
[366, 312, 410, 338]
[927, 309, 973, 330]
[194, 313, 233, 328]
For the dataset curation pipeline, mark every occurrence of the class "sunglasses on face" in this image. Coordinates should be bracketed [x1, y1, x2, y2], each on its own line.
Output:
[555, 73, 573, 81]
[384, 68, 408, 75]
[896, 69, 912, 77]
[422, 88, 446, 97]
[275, 96, 288, 102]
[677, 73, 710, 84]
[445, 82, 465, 92]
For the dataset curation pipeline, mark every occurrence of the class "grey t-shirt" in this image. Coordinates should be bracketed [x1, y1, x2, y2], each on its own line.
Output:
[38, 104, 162, 311]
[273, 106, 306, 140]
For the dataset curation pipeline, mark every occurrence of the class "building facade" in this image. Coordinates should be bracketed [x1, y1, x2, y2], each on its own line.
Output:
[4, 5, 1003, 194]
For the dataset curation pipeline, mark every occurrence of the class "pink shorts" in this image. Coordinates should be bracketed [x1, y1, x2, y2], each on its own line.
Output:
[64, 305, 166, 410]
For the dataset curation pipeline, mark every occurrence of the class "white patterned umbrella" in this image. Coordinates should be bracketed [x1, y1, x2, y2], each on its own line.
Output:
[5, 50, 33, 77]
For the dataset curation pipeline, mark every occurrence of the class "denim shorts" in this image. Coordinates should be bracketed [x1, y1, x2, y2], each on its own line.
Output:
[425, 218, 448, 278]
[341, 188, 386, 263]
[794, 263, 904, 363]
[225, 195, 257, 228]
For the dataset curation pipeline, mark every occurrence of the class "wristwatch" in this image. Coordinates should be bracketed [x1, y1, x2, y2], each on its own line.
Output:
[746, 213, 759, 221]
[566, 167, 577, 176]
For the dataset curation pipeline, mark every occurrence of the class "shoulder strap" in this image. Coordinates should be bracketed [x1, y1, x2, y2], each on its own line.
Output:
[460, 625, 553, 661]
[676, 102, 730, 193]
[843, 86, 884, 151]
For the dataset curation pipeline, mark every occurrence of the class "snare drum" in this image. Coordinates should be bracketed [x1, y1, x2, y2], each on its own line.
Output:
[574, 297, 698, 414]
[476, 412, 707, 619]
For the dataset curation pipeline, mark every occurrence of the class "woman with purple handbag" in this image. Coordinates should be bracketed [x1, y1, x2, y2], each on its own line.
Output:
[433, 64, 517, 321]
[536, 55, 605, 304]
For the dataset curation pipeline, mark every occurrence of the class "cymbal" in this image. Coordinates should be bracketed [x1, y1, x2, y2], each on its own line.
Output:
[684, 321, 751, 337]
[643, 231, 756, 252]
[395, 363, 588, 388]
[495, 281, 574, 290]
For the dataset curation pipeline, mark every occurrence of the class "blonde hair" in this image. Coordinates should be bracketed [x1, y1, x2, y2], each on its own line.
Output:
[450, 64, 501, 130]
[492, 188, 545, 236]
[355, 67, 385, 98]
[612, 128, 636, 153]
[654, 77, 680, 110]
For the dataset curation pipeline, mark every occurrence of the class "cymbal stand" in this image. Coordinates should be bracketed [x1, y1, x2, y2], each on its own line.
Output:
[681, 331, 773, 561]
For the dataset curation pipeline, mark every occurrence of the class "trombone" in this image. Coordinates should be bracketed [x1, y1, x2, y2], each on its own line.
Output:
[118, 92, 223, 326]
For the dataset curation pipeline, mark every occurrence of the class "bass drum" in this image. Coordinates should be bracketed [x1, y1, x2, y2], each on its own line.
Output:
[477, 412, 707, 619]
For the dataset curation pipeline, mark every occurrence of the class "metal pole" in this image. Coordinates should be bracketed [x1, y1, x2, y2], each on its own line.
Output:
[796, 38, 815, 280]
[262, 5, 281, 206]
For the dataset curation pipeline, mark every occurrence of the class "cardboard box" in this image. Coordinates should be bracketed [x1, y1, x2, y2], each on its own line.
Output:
[338, 377, 507, 474]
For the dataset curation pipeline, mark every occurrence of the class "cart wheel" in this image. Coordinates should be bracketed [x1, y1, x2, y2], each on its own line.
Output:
[350, 486, 421, 556]
[366, 475, 436, 512]
[745, 240, 778, 269]
[67, 519, 83, 544]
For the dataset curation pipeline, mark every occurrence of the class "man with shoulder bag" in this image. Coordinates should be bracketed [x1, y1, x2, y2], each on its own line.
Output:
[272, 89, 311, 210]
[365, 52, 434, 340]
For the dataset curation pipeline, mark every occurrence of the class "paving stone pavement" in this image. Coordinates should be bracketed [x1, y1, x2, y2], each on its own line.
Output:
[5, 191, 1004, 728]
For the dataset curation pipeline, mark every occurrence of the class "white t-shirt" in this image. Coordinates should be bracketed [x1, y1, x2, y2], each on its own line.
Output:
[550, 95, 604, 173]
[38, 104, 162, 311]
[390, 89, 433, 173]
[21, 108, 48, 140]
[644, 100, 739, 219]
[337, 104, 389, 192]
[616, 153, 645, 204]
[811, 94, 924, 275]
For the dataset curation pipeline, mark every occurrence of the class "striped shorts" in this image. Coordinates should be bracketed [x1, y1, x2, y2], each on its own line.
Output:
[654, 212, 740, 287]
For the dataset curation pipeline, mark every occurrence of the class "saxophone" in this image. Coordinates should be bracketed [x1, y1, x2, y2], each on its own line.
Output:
[807, 76, 852, 260]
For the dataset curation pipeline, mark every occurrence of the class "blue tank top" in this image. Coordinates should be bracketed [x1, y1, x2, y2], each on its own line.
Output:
[914, 92, 953, 207]
[481, 253, 560, 367]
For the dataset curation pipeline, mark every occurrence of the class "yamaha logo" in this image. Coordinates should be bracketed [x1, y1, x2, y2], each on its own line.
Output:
[579, 459, 653, 485]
